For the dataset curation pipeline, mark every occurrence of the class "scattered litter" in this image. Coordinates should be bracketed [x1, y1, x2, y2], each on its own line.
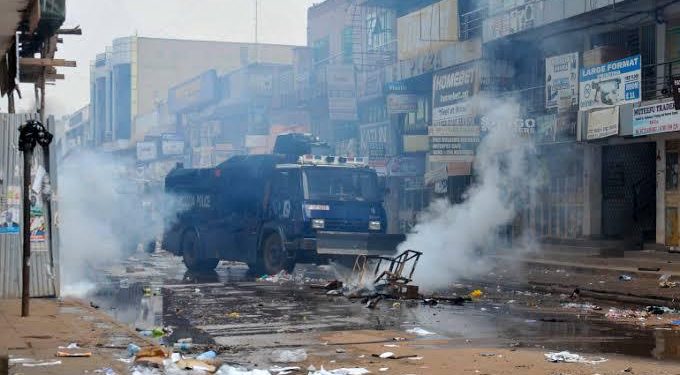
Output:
[422, 298, 438, 306]
[406, 356, 423, 360]
[469, 289, 483, 299]
[58, 343, 80, 349]
[659, 274, 678, 288]
[383, 344, 398, 348]
[480, 353, 496, 357]
[307, 367, 370, 375]
[270, 349, 308, 363]
[545, 351, 608, 364]
[177, 338, 193, 343]
[406, 327, 435, 336]
[638, 267, 661, 272]
[378, 352, 395, 359]
[117, 358, 134, 364]
[270, 366, 301, 374]
[127, 343, 141, 357]
[258, 270, 293, 284]
[524, 319, 537, 323]
[227, 312, 241, 318]
[561, 302, 601, 311]
[194, 288, 201, 293]
[93, 368, 118, 375]
[56, 351, 92, 357]
[170, 353, 181, 363]
[173, 342, 193, 351]
[365, 295, 382, 309]
[22, 360, 62, 367]
[177, 358, 217, 372]
[216, 365, 271, 375]
[619, 274, 633, 281]
[670, 320, 680, 326]
[196, 350, 217, 361]
[606, 308, 649, 320]
[335, 348, 346, 353]
[379, 368, 389, 372]
[647, 306, 677, 315]
[392, 302, 401, 309]
[392, 337, 406, 341]
[326, 290, 343, 296]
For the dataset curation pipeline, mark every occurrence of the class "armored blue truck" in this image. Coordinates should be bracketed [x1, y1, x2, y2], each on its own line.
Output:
[162, 134, 404, 274]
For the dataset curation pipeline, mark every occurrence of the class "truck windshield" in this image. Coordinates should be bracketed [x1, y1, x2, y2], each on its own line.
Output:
[303, 168, 379, 202]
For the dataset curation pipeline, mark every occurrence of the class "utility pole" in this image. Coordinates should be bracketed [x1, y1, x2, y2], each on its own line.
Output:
[7, 90, 15, 114]
[17, 120, 53, 317]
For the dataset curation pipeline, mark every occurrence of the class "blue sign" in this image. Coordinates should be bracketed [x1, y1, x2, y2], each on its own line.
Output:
[579, 55, 641, 111]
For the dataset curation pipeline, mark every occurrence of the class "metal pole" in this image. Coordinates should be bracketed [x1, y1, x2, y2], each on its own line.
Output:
[21, 146, 32, 317]
[7, 90, 15, 114]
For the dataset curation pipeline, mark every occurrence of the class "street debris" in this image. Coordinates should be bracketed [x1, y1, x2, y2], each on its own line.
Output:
[619, 274, 633, 281]
[646, 306, 677, 315]
[405, 327, 435, 336]
[377, 352, 395, 359]
[176, 358, 217, 372]
[469, 289, 484, 299]
[605, 308, 649, 320]
[638, 267, 661, 272]
[56, 351, 92, 357]
[270, 349, 308, 363]
[270, 366, 301, 374]
[216, 365, 271, 375]
[21, 360, 63, 367]
[545, 351, 608, 364]
[196, 350, 217, 360]
[659, 274, 678, 288]
[57, 342, 80, 349]
[307, 367, 370, 375]
[127, 343, 141, 357]
[561, 302, 602, 311]
[258, 270, 294, 284]
[351, 250, 422, 299]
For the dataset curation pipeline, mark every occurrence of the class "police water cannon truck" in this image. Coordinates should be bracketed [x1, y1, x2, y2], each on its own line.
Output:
[162, 134, 405, 274]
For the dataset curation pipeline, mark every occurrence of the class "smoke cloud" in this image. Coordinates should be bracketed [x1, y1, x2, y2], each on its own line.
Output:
[58, 151, 180, 295]
[399, 98, 542, 291]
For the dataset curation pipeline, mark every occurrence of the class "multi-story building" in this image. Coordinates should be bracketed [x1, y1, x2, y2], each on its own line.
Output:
[88, 37, 297, 152]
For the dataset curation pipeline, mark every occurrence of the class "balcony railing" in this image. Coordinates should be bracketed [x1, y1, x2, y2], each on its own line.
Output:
[641, 59, 680, 101]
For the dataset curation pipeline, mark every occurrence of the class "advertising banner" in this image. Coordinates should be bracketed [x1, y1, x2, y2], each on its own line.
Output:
[327, 65, 358, 121]
[545, 52, 579, 109]
[633, 100, 680, 137]
[484, 1, 544, 41]
[673, 76, 680, 110]
[579, 55, 641, 111]
[587, 106, 619, 140]
[161, 134, 184, 156]
[536, 112, 577, 144]
[403, 135, 429, 153]
[397, 0, 459, 61]
[387, 94, 418, 114]
[360, 122, 391, 158]
[432, 62, 477, 126]
[137, 141, 158, 162]
[387, 157, 425, 177]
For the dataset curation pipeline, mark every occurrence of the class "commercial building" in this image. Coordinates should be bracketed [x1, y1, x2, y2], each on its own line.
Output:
[88, 37, 297, 151]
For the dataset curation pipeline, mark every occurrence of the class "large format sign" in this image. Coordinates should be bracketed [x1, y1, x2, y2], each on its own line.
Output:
[545, 52, 579, 110]
[633, 100, 680, 137]
[432, 62, 476, 126]
[587, 106, 619, 140]
[579, 55, 641, 111]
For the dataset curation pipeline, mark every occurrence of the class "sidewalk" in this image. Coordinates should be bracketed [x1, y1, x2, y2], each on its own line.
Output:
[487, 246, 680, 307]
[0, 298, 150, 374]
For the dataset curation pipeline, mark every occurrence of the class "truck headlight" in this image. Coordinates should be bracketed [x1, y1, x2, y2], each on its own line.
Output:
[369, 221, 381, 231]
[312, 219, 325, 229]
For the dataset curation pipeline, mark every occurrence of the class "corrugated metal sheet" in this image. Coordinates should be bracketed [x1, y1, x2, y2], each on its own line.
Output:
[0, 113, 57, 298]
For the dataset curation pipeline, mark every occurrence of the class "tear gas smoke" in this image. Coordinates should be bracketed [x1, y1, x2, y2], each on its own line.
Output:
[399, 98, 543, 291]
[58, 151, 181, 296]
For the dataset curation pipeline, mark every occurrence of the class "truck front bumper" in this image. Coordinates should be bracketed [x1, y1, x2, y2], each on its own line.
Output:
[313, 231, 406, 256]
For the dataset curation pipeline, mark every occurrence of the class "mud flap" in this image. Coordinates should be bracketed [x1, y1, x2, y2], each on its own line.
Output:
[315, 231, 406, 256]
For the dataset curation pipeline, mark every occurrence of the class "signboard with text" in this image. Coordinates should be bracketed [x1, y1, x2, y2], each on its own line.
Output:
[633, 100, 680, 137]
[545, 52, 579, 109]
[432, 62, 477, 126]
[579, 55, 641, 111]
[587, 106, 619, 140]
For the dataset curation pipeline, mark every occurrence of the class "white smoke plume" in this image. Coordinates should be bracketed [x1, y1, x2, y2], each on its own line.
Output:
[399, 98, 543, 291]
[58, 151, 180, 295]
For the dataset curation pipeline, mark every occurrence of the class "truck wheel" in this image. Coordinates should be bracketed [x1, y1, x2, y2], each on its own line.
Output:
[182, 231, 219, 272]
[256, 233, 293, 275]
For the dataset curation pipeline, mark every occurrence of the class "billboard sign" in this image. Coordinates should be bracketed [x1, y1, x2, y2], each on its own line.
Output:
[587, 106, 619, 140]
[673, 76, 680, 110]
[579, 55, 641, 111]
[360, 122, 391, 158]
[137, 141, 158, 162]
[387, 94, 418, 114]
[161, 134, 184, 156]
[545, 52, 579, 109]
[633, 100, 680, 137]
[432, 62, 477, 126]
[397, 0, 459, 61]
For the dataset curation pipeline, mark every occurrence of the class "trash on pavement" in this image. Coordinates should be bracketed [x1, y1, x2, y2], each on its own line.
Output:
[139, 327, 168, 338]
[22, 360, 62, 367]
[93, 368, 118, 375]
[177, 338, 193, 343]
[173, 342, 193, 351]
[57, 343, 80, 349]
[176, 358, 217, 373]
[619, 274, 633, 281]
[670, 320, 680, 326]
[196, 350, 217, 361]
[544, 351, 607, 364]
[326, 289, 343, 296]
[269, 366, 301, 375]
[216, 365, 272, 374]
[365, 295, 382, 309]
[270, 349, 308, 363]
[469, 289, 483, 299]
[406, 327, 435, 336]
[134, 346, 169, 369]
[127, 343, 141, 357]
[307, 367, 370, 375]
[258, 270, 293, 284]
[227, 312, 241, 318]
[605, 308, 649, 320]
[378, 352, 395, 359]
[638, 267, 661, 272]
[647, 306, 677, 315]
[379, 368, 388, 372]
[659, 274, 678, 288]
[56, 351, 92, 357]
[561, 302, 602, 311]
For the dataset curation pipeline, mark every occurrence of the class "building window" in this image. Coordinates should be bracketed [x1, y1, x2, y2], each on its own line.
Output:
[313, 37, 330, 64]
[342, 27, 353, 64]
[366, 8, 394, 51]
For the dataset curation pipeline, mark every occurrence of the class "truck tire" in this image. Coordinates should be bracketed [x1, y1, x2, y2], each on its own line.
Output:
[254, 233, 293, 275]
[182, 231, 219, 272]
